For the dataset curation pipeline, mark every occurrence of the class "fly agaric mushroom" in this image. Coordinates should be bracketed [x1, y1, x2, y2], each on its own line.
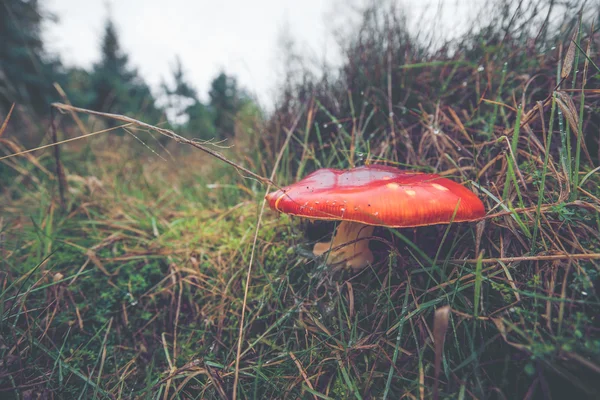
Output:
[265, 165, 485, 270]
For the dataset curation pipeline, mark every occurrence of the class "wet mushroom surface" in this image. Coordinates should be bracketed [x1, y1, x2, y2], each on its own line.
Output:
[266, 164, 486, 270]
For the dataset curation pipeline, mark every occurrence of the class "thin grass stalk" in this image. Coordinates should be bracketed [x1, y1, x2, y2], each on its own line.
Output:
[555, 45, 571, 183]
[502, 105, 523, 202]
[383, 282, 411, 400]
[570, 12, 583, 197]
[573, 28, 590, 198]
[488, 62, 509, 137]
[532, 96, 557, 252]
[232, 107, 304, 400]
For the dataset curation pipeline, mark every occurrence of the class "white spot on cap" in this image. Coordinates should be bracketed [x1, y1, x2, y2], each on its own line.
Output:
[386, 183, 400, 189]
[405, 189, 416, 197]
[432, 183, 448, 191]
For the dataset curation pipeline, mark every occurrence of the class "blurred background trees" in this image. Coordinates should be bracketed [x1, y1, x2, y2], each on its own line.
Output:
[0, 0, 254, 143]
[0, 0, 62, 115]
[209, 72, 248, 138]
[89, 17, 163, 125]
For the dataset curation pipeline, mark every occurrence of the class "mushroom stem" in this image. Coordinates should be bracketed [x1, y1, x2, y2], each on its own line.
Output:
[313, 221, 374, 270]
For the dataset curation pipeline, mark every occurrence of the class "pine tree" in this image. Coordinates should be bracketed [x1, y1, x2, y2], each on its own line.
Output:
[209, 72, 243, 138]
[162, 57, 216, 141]
[91, 17, 132, 113]
[91, 17, 160, 123]
[0, 0, 61, 115]
[161, 57, 198, 124]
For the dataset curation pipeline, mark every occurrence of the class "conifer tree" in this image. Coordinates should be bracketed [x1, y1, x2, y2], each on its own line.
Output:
[162, 57, 216, 140]
[91, 17, 160, 123]
[209, 72, 243, 138]
[0, 0, 61, 114]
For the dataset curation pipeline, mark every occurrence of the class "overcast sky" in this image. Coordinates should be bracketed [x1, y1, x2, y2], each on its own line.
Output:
[43, 0, 479, 109]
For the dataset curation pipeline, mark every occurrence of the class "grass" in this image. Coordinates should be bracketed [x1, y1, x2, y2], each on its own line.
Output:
[2, 1, 600, 399]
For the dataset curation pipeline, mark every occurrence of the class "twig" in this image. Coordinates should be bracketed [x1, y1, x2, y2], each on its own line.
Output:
[51, 103, 278, 189]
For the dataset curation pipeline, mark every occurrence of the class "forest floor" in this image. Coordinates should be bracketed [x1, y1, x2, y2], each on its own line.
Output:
[2, 8, 600, 398]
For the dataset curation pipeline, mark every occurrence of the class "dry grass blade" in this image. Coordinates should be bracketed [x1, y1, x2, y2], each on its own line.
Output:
[0, 123, 132, 162]
[555, 91, 580, 135]
[453, 253, 600, 264]
[53, 83, 89, 135]
[491, 318, 530, 351]
[161, 332, 175, 400]
[0, 103, 15, 138]
[289, 351, 318, 400]
[93, 317, 113, 398]
[206, 364, 229, 400]
[50, 112, 68, 209]
[501, 97, 551, 137]
[51, 102, 278, 188]
[433, 306, 451, 400]
[0, 137, 52, 176]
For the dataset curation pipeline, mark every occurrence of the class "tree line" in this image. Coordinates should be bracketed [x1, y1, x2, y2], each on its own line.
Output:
[0, 0, 252, 141]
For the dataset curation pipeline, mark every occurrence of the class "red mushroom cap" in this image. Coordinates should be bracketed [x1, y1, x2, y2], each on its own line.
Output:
[265, 165, 485, 227]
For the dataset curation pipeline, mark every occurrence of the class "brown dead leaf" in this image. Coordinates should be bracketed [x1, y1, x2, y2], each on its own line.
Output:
[491, 317, 529, 351]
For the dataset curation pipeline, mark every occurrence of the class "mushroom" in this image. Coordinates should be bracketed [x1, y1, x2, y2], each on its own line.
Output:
[266, 165, 485, 270]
